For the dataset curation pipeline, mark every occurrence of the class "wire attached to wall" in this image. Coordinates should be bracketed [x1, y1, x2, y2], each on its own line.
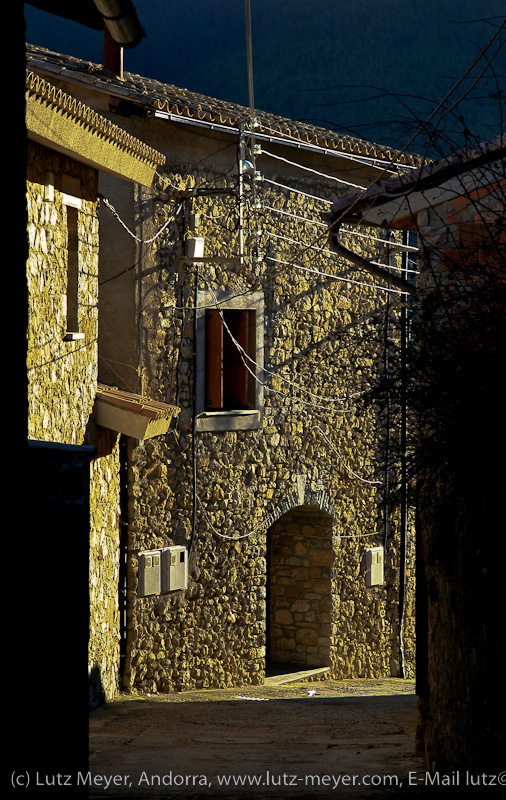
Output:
[312, 426, 382, 486]
[99, 194, 182, 245]
[201, 279, 360, 412]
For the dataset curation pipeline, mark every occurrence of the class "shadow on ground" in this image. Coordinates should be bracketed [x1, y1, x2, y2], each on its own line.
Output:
[87, 677, 433, 799]
[87, 676, 506, 799]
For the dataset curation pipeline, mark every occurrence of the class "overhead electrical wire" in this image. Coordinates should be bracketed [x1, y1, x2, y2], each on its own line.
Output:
[266, 256, 410, 297]
[248, 156, 417, 297]
[191, 420, 384, 543]
[262, 203, 419, 253]
[146, 7, 506, 559]
[262, 177, 332, 204]
[259, 148, 369, 190]
[96, 155, 412, 335]
[268, 229, 349, 259]
[90, 22, 419, 555]
[201, 279, 360, 411]
[199, 496, 384, 541]
[266, 230, 418, 275]
[312, 426, 382, 486]
[100, 194, 182, 244]
[251, 186, 413, 298]
[98, 195, 183, 286]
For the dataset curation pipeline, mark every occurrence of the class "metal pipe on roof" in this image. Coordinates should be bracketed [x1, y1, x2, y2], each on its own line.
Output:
[26, 0, 145, 48]
[93, 0, 146, 48]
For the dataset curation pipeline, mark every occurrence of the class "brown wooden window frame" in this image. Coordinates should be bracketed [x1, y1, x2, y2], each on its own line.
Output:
[196, 290, 264, 432]
[205, 307, 256, 411]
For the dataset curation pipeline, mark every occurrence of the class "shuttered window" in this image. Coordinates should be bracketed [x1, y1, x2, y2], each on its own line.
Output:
[196, 290, 264, 431]
[65, 205, 79, 334]
[205, 308, 255, 410]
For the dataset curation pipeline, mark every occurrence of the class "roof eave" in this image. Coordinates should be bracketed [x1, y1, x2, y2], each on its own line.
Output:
[26, 71, 165, 187]
[327, 138, 506, 230]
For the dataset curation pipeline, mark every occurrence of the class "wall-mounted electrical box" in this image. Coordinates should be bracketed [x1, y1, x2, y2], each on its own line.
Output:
[138, 550, 161, 596]
[365, 546, 384, 587]
[162, 546, 188, 592]
[138, 546, 188, 596]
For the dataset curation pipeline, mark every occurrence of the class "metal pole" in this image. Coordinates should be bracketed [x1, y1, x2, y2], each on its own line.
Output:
[398, 232, 409, 677]
[245, 0, 255, 113]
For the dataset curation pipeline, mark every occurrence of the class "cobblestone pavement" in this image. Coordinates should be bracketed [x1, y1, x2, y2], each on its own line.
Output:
[88, 677, 433, 799]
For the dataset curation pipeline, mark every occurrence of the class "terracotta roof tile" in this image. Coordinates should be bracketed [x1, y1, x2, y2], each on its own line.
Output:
[26, 43, 421, 167]
[96, 384, 179, 420]
[95, 385, 180, 439]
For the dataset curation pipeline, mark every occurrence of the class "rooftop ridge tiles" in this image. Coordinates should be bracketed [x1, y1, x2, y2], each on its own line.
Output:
[25, 43, 421, 167]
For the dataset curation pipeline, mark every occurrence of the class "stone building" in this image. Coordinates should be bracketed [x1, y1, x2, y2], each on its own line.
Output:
[26, 42, 421, 696]
[326, 137, 506, 771]
[25, 67, 176, 710]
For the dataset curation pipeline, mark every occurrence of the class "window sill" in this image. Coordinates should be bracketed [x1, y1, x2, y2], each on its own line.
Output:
[63, 332, 85, 341]
[196, 409, 263, 432]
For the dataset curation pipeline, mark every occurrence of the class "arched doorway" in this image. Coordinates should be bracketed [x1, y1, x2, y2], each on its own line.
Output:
[267, 505, 334, 669]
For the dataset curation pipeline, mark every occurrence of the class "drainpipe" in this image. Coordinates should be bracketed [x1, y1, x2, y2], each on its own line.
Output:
[96, 0, 146, 49]
[329, 221, 416, 297]
[186, 214, 205, 556]
[99, 0, 146, 77]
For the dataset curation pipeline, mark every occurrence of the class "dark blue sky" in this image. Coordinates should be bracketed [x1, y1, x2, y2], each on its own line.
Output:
[24, 1, 506, 153]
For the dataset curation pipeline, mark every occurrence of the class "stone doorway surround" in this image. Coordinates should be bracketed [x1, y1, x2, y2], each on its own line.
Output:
[266, 478, 334, 670]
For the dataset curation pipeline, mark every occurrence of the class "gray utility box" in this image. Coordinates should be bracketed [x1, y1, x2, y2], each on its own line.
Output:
[138, 546, 188, 596]
[138, 550, 162, 596]
[162, 546, 188, 592]
[365, 546, 384, 588]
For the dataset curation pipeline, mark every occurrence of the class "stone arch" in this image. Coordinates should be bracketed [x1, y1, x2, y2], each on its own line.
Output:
[266, 478, 335, 669]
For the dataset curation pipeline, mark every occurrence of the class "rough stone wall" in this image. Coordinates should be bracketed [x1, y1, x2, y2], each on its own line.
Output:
[26, 142, 99, 442]
[112, 146, 416, 695]
[88, 426, 122, 707]
[403, 507, 416, 674]
[269, 507, 333, 667]
[26, 141, 121, 705]
[413, 184, 505, 770]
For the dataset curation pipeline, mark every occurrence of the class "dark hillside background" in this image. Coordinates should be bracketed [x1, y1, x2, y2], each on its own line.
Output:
[24, 1, 505, 155]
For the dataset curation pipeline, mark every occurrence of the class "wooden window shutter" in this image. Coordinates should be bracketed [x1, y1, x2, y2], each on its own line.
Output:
[66, 206, 79, 332]
[205, 309, 223, 408]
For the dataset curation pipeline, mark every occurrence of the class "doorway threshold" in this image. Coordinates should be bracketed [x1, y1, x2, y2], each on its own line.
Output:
[265, 663, 330, 686]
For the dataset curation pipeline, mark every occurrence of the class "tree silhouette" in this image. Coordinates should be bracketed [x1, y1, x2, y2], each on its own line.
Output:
[325, 15, 505, 767]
